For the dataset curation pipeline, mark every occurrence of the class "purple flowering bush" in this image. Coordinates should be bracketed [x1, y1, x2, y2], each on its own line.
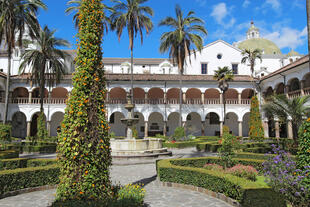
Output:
[263, 145, 310, 207]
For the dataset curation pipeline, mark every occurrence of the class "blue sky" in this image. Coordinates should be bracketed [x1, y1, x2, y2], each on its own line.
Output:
[37, 0, 307, 58]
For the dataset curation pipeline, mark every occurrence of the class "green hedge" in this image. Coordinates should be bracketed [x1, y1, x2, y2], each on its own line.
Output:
[0, 158, 57, 170]
[163, 136, 220, 149]
[5, 143, 56, 153]
[196, 141, 221, 152]
[0, 150, 19, 159]
[157, 158, 285, 207]
[0, 124, 11, 142]
[0, 165, 59, 195]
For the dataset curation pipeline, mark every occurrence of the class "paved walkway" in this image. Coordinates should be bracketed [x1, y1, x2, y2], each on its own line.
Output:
[0, 148, 230, 207]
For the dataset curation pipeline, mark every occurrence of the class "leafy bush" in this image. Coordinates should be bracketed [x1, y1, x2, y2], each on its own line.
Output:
[117, 184, 145, 206]
[263, 145, 310, 207]
[226, 164, 258, 181]
[0, 124, 11, 142]
[203, 163, 223, 171]
[132, 126, 138, 138]
[249, 96, 264, 140]
[0, 150, 19, 159]
[37, 112, 48, 140]
[172, 127, 185, 141]
[0, 158, 56, 170]
[157, 158, 285, 207]
[0, 165, 59, 195]
[297, 118, 310, 170]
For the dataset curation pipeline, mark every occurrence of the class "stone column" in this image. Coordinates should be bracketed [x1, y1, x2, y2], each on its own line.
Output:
[263, 120, 269, 138]
[182, 121, 186, 135]
[47, 121, 51, 137]
[48, 91, 52, 104]
[275, 120, 280, 139]
[144, 92, 148, 103]
[287, 120, 293, 139]
[163, 121, 167, 137]
[201, 93, 205, 104]
[201, 121, 205, 136]
[220, 93, 223, 104]
[285, 85, 290, 98]
[27, 121, 31, 137]
[182, 92, 186, 104]
[238, 93, 242, 104]
[144, 121, 148, 138]
[28, 91, 32, 104]
[238, 121, 242, 137]
[220, 121, 223, 137]
[164, 92, 167, 104]
[301, 80, 305, 96]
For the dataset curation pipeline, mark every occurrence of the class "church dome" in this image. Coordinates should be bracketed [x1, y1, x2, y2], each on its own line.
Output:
[238, 38, 282, 55]
[286, 50, 300, 57]
[237, 21, 282, 55]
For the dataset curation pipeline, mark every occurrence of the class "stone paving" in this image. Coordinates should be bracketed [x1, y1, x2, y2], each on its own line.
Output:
[0, 148, 231, 207]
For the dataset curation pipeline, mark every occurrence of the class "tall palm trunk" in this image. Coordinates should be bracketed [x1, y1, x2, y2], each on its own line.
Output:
[179, 71, 182, 127]
[39, 71, 45, 113]
[130, 48, 133, 105]
[223, 90, 226, 125]
[3, 50, 11, 124]
[307, 0, 310, 72]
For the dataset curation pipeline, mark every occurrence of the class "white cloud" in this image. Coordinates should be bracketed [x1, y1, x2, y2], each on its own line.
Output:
[195, 0, 207, 7]
[242, 0, 250, 8]
[210, 3, 235, 28]
[210, 3, 228, 24]
[264, 27, 307, 50]
[292, 0, 304, 9]
[265, 0, 281, 10]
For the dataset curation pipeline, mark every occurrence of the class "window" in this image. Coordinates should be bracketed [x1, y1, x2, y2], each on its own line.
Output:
[232, 64, 238, 74]
[201, 63, 208, 74]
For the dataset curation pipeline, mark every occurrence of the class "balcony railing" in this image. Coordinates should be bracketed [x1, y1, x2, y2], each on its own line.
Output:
[185, 98, 202, 105]
[205, 98, 220, 104]
[304, 87, 310, 96]
[10, 97, 67, 104]
[288, 90, 301, 99]
[225, 99, 239, 105]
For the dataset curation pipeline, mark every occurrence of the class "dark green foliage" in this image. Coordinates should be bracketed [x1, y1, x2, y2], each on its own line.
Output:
[172, 127, 185, 141]
[36, 112, 48, 140]
[249, 96, 264, 140]
[0, 165, 59, 195]
[0, 124, 11, 142]
[297, 118, 310, 169]
[157, 158, 285, 207]
[4, 143, 56, 153]
[0, 158, 56, 170]
[196, 141, 222, 152]
[0, 150, 19, 159]
[164, 136, 220, 149]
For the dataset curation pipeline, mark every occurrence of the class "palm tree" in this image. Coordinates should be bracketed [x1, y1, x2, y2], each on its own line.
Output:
[213, 66, 234, 125]
[0, 0, 46, 124]
[110, 0, 154, 103]
[307, 0, 310, 72]
[19, 26, 70, 113]
[241, 48, 262, 92]
[159, 4, 207, 127]
[263, 94, 310, 144]
[65, 0, 112, 32]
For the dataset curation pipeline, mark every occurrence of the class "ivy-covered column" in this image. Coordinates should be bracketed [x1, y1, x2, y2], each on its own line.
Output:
[56, 0, 111, 202]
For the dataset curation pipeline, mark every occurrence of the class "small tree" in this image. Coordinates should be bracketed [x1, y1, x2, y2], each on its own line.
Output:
[36, 112, 48, 140]
[249, 96, 264, 140]
[297, 118, 310, 172]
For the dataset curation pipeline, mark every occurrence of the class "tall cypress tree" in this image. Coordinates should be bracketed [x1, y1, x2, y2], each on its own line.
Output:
[249, 96, 264, 140]
[56, 0, 111, 202]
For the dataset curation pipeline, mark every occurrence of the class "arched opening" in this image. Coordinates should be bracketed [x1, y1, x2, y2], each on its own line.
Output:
[268, 118, 275, 138]
[185, 88, 201, 104]
[109, 112, 126, 137]
[148, 88, 164, 104]
[133, 112, 145, 138]
[241, 89, 254, 99]
[275, 83, 285, 94]
[51, 88, 68, 98]
[264, 87, 274, 98]
[148, 112, 164, 137]
[0, 85, 4, 103]
[288, 78, 300, 92]
[11, 112, 27, 138]
[242, 112, 250, 137]
[204, 89, 220, 104]
[132, 87, 145, 104]
[109, 88, 127, 104]
[30, 112, 47, 137]
[205, 112, 220, 136]
[32, 88, 48, 98]
[185, 112, 201, 136]
[167, 112, 180, 136]
[225, 112, 238, 136]
[50, 112, 64, 137]
[166, 88, 180, 104]
[12, 87, 29, 103]
[302, 73, 310, 95]
[224, 89, 238, 104]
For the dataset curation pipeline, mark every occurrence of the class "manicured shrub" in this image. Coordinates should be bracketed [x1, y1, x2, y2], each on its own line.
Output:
[263, 145, 310, 207]
[0, 165, 59, 195]
[203, 163, 223, 171]
[172, 127, 185, 141]
[157, 158, 285, 207]
[56, 0, 112, 202]
[0, 150, 19, 159]
[226, 164, 258, 181]
[0, 124, 11, 142]
[249, 96, 264, 140]
[37, 112, 48, 140]
[0, 158, 56, 170]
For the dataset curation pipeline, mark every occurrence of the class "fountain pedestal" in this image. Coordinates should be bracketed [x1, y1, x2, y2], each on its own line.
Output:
[110, 94, 172, 159]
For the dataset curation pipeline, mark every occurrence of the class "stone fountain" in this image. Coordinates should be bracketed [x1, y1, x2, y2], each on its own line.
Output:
[110, 94, 172, 159]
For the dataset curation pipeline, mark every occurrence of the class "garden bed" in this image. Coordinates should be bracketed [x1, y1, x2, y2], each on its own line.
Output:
[156, 157, 285, 207]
